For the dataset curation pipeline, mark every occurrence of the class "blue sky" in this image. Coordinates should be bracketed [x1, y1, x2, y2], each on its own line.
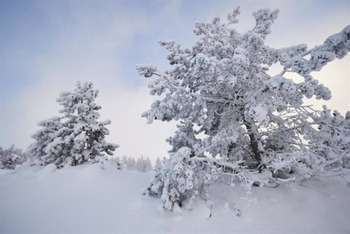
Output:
[0, 0, 349, 161]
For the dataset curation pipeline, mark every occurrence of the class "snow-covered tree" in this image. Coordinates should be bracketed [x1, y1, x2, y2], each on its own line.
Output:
[139, 7, 350, 210]
[0, 145, 25, 169]
[28, 81, 118, 167]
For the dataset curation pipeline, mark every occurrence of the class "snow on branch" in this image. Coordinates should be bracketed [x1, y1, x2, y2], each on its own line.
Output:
[136, 64, 159, 78]
[279, 25, 350, 75]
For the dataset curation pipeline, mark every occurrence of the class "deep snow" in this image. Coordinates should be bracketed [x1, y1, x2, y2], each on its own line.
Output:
[0, 162, 349, 234]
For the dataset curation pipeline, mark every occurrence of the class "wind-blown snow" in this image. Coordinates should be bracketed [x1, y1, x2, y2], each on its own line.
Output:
[0, 163, 349, 234]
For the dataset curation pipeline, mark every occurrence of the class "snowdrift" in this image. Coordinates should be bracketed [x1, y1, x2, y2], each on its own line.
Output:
[0, 163, 349, 234]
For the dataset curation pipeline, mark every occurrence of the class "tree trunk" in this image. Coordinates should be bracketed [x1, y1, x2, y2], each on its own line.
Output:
[244, 120, 263, 165]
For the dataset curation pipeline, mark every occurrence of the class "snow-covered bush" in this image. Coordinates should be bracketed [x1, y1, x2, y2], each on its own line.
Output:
[28, 81, 118, 167]
[145, 147, 216, 211]
[0, 145, 25, 170]
[139, 7, 350, 211]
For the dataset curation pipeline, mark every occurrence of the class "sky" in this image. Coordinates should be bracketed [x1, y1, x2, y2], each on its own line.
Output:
[1, 0, 349, 162]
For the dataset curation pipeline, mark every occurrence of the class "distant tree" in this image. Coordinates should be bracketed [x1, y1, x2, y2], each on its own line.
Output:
[136, 156, 153, 172]
[28, 81, 118, 167]
[121, 156, 136, 170]
[121, 156, 153, 172]
[154, 157, 163, 169]
[138, 7, 350, 211]
[0, 145, 25, 169]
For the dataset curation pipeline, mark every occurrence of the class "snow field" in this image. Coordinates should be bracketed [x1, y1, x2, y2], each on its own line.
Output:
[0, 163, 349, 234]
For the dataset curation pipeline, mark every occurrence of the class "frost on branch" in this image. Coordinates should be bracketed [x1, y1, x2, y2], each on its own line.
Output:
[139, 7, 350, 211]
[278, 25, 350, 76]
[324, 25, 350, 59]
[136, 64, 158, 78]
[306, 106, 350, 170]
[227, 7, 241, 25]
[28, 81, 118, 167]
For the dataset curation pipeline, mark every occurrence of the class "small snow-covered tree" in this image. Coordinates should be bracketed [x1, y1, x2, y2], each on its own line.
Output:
[0, 145, 25, 169]
[28, 81, 118, 167]
[139, 7, 350, 210]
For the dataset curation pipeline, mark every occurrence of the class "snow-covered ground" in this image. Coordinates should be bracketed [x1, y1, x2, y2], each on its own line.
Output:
[1, 163, 349, 234]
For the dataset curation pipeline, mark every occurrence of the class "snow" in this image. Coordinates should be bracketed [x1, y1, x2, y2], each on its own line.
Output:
[1, 163, 349, 234]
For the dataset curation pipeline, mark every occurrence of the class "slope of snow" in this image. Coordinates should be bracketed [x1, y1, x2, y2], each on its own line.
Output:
[0, 163, 349, 234]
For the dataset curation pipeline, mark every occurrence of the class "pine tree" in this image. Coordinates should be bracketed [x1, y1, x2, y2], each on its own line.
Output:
[138, 7, 350, 210]
[28, 81, 118, 167]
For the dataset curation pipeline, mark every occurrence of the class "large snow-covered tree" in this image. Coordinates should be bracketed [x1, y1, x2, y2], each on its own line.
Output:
[138, 7, 350, 211]
[28, 81, 118, 167]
